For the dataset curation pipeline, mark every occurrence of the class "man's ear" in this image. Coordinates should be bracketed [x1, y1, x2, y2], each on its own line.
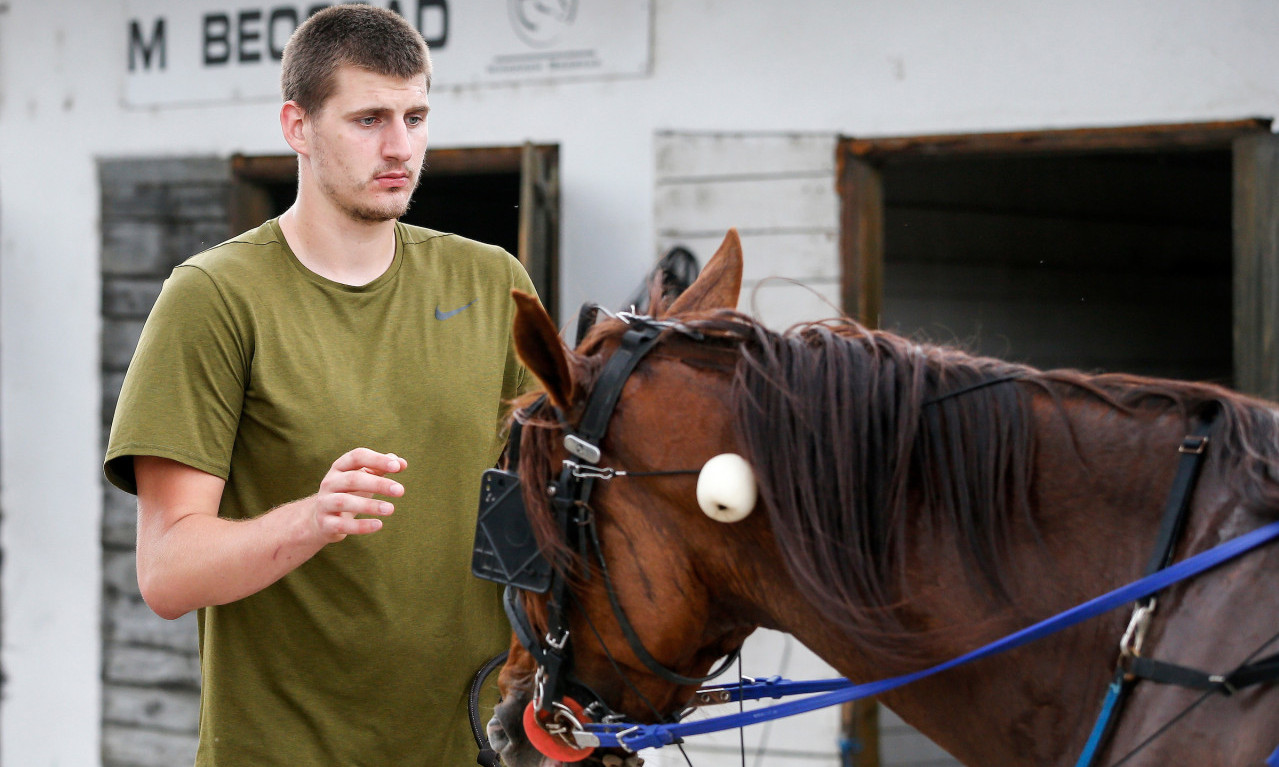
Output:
[280, 101, 309, 157]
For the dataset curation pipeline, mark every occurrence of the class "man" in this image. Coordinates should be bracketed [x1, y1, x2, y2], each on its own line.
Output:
[104, 5, 534, 764]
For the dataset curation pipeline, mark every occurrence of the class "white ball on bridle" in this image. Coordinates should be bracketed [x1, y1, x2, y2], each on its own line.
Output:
[696, 453, 757, 523]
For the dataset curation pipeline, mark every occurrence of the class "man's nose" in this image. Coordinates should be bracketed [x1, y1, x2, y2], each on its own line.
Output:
[383, 120, 413, 161]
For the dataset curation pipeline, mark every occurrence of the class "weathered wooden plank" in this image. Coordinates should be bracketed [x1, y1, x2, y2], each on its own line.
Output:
[103, 320, 146, 372]
[101, 221, 167, 277]
[656, 132, 837, 181]
[104, 685, 200, 732]
[839, 156, 884, 326]
[101, 157, 230, 187]
[656, 176, 838, 238]
[103, 723, 199, 767]
[104, 593, 199, 651]
[103, 369, 128, 429]
[103, 483, 139, 548]
[104, 645, 200, 687]
[103, 549, 141, 597]
[846, 119, 1271, 159]
[103, 277, 164, 319]
[1233, 133, 1279, 400]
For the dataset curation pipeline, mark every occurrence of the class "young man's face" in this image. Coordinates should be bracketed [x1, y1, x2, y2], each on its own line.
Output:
[305, 65, 430, 223]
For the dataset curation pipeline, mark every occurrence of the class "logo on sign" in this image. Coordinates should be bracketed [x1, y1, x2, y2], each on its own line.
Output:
[507, 0, 578, 48]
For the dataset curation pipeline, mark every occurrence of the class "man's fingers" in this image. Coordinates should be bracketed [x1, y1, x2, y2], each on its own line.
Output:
[317, 493, 395, 518]
[319, 512, 385, 538]
[331, 448, 407, 475]
[320, 469, 404, 498]
[314, 450, 408, 543]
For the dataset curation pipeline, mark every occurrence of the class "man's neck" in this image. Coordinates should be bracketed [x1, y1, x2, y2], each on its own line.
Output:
[278, 201, 397, 287]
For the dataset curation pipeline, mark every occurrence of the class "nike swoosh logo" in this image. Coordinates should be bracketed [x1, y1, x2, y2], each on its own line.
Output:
[435, 299, 477, 321]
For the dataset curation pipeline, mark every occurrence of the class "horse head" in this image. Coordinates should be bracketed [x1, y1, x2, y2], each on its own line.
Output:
[487, 230, 777, 766]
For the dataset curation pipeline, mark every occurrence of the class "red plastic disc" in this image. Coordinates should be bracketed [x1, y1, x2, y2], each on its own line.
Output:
[523, 697, 596, 762]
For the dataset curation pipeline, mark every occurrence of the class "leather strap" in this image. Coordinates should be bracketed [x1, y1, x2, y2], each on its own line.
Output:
[574, 324, 664, 451]
[585, 504, 741, 687]
[1075, 410, 1218, 767]
[1126, 651, 1279, 695]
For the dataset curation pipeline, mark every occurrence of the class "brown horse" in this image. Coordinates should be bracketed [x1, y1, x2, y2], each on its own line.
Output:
[486, 231, 1279, 767]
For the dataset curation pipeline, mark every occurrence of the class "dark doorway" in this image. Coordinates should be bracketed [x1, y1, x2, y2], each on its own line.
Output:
[839, 121, 1275, 388]
[878, 149, 1233, 382]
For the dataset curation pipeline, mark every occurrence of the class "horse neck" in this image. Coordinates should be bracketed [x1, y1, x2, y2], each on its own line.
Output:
[895, 393, 1201, 765]
[743, 391, 1196, 766]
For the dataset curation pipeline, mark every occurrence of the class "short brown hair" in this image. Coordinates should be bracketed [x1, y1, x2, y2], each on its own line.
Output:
[280, 4, 432, 114]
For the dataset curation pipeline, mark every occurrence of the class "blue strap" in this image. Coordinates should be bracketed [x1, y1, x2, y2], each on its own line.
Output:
[697, 676, 855, 703]
[1073, 677, 1125, 767]
[584, 519, 1279, 751]
[1267, 743, 1279, 767]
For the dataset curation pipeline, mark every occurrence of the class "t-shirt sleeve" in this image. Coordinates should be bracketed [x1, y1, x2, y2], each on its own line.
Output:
[104, 264, 250, 495]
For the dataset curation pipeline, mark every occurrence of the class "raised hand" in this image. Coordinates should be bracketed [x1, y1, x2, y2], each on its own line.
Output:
[310, 448, 408, 542]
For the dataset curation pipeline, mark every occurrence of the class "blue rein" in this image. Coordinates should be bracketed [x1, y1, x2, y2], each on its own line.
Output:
[577, 518, 1279, 752]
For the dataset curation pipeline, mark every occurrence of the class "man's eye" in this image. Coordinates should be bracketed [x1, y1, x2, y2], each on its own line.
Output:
[359, 116, 378, 126]
[407, 115, 424, 126]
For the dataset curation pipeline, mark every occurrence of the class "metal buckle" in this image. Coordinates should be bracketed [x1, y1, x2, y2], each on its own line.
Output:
[1208, 674, 1238, 696]
[545, 629, 569, 651]
[1179, 435, 1209, 455]
[611, 725, 640, 753]
[1120, 599, 1157, 660]
[546, 701, 585, 734]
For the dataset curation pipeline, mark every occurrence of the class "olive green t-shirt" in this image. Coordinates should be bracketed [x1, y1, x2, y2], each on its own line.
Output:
[105, 219, 535, 766]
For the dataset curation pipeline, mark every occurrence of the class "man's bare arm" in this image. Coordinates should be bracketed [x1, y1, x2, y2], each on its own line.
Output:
[134, 449, 406, 620]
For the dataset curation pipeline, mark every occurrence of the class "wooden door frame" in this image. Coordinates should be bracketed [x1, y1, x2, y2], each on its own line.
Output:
[837, 118, 1275, 391]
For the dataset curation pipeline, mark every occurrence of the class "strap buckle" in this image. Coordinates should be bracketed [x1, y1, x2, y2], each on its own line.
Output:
[1120, 599, 1157, 661]
[1179, 435, 1209, 455]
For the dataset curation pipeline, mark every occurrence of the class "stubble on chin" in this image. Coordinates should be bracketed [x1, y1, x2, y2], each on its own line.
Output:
[350, 169, 421, 222]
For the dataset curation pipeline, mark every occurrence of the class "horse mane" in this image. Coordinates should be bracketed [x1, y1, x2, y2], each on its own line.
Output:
[513, 310, 1279, 657]
[724, 314, 1279, 656]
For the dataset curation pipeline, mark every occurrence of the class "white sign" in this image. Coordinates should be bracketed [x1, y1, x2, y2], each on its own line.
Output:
[124, 1, 652, 107]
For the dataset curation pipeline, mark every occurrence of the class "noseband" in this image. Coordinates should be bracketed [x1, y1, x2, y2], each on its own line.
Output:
[472, 309, 740, 756]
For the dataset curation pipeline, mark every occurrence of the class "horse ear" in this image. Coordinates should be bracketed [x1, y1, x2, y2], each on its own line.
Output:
[511, 290, 576, 410]
[663, 228, 743, 316]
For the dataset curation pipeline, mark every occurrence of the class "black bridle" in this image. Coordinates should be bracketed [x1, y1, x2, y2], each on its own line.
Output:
[471, 309, 741, 755]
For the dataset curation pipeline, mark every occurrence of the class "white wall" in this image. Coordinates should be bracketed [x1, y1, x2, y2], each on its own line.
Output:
[1, 0, 1277, 764]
